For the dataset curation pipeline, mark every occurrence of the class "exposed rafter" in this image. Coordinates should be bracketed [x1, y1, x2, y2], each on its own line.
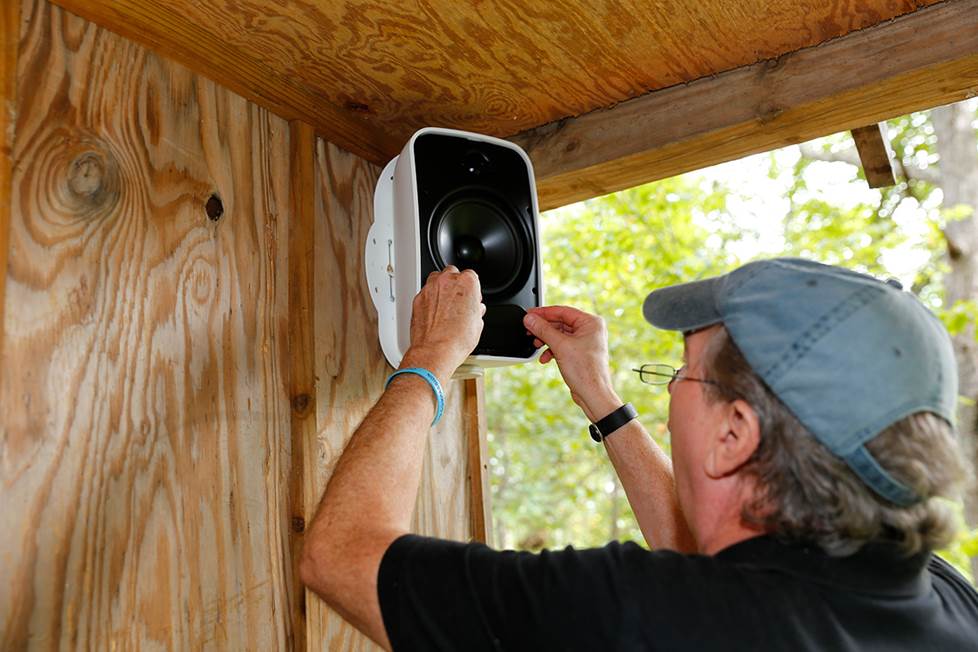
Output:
[514, 0, 978, 210]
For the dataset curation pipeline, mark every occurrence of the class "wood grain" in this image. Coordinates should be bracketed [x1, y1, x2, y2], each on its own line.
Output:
[0, 0, 19, 382]
[287, 119, 317, 652]
[465, 377, 492, 544]
[310, 136, 475, 650]
[1, 0, 295, 648]
[309, 137, 388, 649]
[4, 3, 489, 649]
[47, 0, 939, 165]
[851, 124, 896, 188]
[515, 0, 978, 209]
[47, 0, 396, 164]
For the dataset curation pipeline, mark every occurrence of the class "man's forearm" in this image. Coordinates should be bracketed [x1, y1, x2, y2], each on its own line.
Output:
[602, 420, 696, 553]
[300, 350, 452, 647]
[581, 392, 695, 553]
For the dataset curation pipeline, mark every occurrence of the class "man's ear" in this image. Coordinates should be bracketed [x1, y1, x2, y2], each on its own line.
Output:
[704, 399, 760, 478]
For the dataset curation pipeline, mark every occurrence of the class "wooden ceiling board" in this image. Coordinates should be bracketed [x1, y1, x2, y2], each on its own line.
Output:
[50, 0, 941, 165]
[514, 0, 978, 209]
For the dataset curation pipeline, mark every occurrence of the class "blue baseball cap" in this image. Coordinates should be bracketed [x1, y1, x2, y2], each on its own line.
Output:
[643, 257, 958, 506]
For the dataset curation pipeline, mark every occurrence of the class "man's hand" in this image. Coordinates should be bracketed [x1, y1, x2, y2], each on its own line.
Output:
[401, 265, 486, 380]
[523, 305, 622, 422]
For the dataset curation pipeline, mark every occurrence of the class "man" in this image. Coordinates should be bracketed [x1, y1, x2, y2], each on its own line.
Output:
[300, 257, 978, 650]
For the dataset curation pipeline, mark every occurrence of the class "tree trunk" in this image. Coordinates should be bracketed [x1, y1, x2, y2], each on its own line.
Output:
[932, 102, 978, 579]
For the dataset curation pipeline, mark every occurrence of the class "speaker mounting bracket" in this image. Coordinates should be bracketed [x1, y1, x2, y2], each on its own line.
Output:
[366, 158, 402, 368]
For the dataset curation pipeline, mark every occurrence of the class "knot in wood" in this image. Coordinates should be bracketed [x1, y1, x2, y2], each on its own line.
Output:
[755, 101, 784, 125]
[56, 135, 121, 219]
[291, 516, 305, 533]
[291, 393, 311, 415]
[68, 152, 106, 198]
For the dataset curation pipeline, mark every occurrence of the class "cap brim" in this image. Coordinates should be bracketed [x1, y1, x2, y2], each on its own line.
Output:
[643, 276, 724, 332]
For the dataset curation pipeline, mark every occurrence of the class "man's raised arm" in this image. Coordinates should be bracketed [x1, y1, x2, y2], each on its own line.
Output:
[299, 267, 485, 649]
[523, 305, 695, 553]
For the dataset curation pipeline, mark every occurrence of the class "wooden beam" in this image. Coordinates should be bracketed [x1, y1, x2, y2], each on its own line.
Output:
[49, 0, 398, 164]
[514, 0, 978, 210]
[0, 0, 19, 382]
[851, 123, 896, 188]
[464, 376, 492, 544]
[287, 119, 316, 652]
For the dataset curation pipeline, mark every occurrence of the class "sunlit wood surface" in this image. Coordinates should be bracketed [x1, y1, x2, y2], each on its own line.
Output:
[49, 0, 941, 164]
[1, 0, 296, 647]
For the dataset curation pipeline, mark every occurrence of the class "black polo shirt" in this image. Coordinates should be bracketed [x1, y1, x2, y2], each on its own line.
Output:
[378, 534, 978, 651]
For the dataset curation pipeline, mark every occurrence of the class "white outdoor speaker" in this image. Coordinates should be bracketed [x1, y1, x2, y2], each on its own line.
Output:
[365, 127, 544, 375]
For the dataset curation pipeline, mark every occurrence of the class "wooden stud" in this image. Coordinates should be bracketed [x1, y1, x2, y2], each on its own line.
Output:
[850, 123, 896, 188]
[287, 119, 317, 652]
[514, 0, 978, 210]
[464, 376, 492, 544]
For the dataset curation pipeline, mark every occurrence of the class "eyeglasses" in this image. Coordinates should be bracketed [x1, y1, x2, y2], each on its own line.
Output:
[632, 363, 722, 388]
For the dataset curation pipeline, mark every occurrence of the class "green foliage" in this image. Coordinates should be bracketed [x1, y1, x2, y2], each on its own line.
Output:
[939, 299, 978, 339]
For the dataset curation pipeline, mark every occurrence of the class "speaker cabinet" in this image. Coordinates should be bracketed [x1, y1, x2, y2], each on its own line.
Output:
[366, 127, 544, 372]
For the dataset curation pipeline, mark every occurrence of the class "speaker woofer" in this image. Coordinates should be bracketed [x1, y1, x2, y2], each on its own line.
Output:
[428, 187, 530, 298]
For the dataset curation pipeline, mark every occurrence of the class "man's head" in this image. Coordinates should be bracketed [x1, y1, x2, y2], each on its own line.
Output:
[644, 257, 968, 555]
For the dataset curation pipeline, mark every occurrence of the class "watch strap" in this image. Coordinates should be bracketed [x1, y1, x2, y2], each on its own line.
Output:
[589, 402, 638, 442]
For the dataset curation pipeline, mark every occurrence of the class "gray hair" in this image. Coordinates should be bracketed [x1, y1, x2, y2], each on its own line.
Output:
[700, 325, 969, 557]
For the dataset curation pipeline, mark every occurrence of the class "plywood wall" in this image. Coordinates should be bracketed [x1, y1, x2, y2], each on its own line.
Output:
[0, 1, 484, 649]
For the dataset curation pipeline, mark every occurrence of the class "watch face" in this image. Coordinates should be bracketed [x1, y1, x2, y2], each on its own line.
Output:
[589, 423, 603, 443]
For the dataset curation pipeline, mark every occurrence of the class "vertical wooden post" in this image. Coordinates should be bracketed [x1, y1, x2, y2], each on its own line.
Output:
[288, 120, 317, 651]
[465, 376, 493, 544]
[850, 123, 896, 188]
[0, 0, 19, 375]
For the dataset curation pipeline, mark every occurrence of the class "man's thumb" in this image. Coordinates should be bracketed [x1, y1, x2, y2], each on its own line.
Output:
[524, 313, 560, 344]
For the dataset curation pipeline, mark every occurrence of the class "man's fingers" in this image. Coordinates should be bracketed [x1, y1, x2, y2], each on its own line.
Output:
[523, 312, 565, 346]
[525, 306, 595, 335]
[539, 349, 553, 364]
[526, 305, 590, 325]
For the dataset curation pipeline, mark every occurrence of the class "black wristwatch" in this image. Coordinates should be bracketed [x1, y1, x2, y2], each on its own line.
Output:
[589, 403, 638, 442]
